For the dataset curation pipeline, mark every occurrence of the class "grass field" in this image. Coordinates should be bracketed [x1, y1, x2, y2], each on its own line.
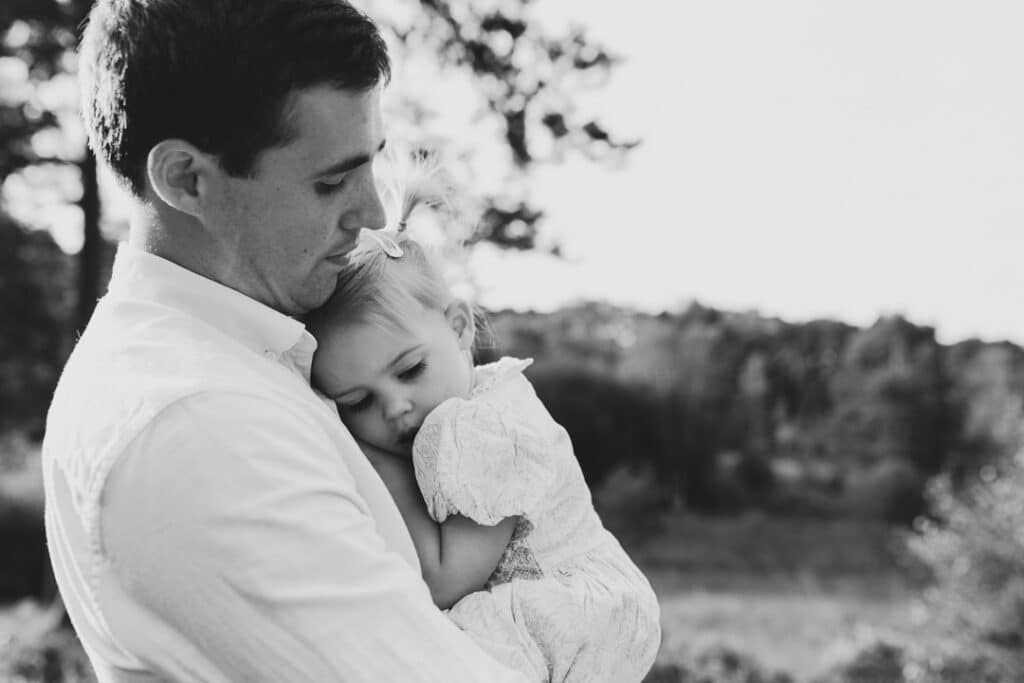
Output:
[623, 512, 929, 682]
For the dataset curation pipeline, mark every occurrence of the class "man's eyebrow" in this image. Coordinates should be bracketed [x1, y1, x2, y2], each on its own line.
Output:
[312, 138, 387, 179]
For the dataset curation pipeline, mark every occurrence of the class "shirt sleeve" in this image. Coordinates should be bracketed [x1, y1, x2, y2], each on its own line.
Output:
[101, 391, 529, 683]
[412, 397, 557, 525]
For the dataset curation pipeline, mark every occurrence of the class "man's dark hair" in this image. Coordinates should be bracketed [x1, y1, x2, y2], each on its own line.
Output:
[79, 0, 391, 197]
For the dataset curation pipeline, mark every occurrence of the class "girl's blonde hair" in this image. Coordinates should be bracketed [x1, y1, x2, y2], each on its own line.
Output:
[306, 235, 451, 337]
[306, 147, 494, 352]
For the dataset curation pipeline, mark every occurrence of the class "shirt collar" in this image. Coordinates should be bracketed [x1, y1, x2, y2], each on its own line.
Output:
[106, 242, 313, 364]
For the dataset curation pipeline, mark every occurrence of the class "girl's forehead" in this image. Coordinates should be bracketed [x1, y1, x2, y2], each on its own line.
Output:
[319, 322, 415, 390]
[334, 306, 444, 355]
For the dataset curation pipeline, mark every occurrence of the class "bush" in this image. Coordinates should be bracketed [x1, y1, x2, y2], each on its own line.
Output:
[811, 639, 1011, 683]
[642, 644, 794, 683]
[0, 631, 95, 683]
[0, 213, 74, 437]
[842, 460, 927, 526]
[529, 369, 665, 487]
[907, 437, 1024, 675]
[812, 641, 905, 683]
[591, 464, 668, 545]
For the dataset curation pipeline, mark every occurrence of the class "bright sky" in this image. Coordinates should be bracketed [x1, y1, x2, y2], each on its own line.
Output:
[469, 0, 1024, 346]
[4, 1, 1022, 346]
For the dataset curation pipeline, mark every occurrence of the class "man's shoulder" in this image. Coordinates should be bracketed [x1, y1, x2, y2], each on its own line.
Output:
[60, 294, 275, 396]
[45, 294, 313, 470]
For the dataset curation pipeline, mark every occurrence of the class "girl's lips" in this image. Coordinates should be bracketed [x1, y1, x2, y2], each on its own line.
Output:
[397, 426, 419, 448]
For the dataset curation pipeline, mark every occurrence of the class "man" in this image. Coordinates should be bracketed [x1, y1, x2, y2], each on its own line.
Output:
[42, 1, 528, 680]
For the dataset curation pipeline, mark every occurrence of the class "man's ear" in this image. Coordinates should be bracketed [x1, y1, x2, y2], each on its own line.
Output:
[146, 139, 218, 218]
[445, 299, 476, 351]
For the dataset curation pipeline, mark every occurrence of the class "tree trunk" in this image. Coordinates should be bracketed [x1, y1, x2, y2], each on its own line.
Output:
[74, 148, 101, 333]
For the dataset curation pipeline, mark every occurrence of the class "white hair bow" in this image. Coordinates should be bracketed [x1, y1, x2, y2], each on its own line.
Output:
[348, 228, 404, 264]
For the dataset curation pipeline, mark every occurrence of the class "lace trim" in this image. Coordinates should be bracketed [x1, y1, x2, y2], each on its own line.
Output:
[470, 357, 533, 399]
[486, 518, 544, 588]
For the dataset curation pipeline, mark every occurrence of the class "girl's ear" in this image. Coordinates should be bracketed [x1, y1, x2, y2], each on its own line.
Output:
[146, 139, 219, 218]
[445, 299, 476, 351]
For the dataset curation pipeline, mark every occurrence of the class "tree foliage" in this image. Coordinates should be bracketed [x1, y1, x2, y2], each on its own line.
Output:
[490, 303, 1024, 519]
[0, 211, 73, 437]
[908, 437, 1024, 678]
[361, 0, 638, 250]
[1, 0, 102, 333]
[0, 0, 637, 368]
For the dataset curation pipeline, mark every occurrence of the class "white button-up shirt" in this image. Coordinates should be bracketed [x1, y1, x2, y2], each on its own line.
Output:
[42, 244, 527, 682]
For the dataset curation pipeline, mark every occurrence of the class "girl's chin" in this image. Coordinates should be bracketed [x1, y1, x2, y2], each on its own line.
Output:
[356, 438, 409, 460]
[392, 442, 414, 458]
[379, 440, 412, 458]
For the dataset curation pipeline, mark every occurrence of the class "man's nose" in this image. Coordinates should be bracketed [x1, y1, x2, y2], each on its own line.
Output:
[344, 172, 387, 233]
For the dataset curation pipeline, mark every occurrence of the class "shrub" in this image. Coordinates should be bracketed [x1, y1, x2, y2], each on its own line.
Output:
[0, 213, 74, 437]
[906, 437, 1024, 676]
[642, 644, 794, 683]
[529, 369, 665, 487]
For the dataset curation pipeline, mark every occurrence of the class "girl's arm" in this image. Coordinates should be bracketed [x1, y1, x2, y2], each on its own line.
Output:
[421, 514, 517, 609]
[363, 444, 516, 609]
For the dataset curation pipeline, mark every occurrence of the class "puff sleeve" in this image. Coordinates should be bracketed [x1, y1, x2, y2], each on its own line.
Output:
[412, 397, 557, 525]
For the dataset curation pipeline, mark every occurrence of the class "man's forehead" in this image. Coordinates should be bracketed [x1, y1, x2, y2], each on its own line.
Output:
[280, 85, 384, 165]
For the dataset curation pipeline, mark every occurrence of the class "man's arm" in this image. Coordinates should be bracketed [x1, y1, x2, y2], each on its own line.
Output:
[102, 392, 527, 682]
[365, 447, 516, 609]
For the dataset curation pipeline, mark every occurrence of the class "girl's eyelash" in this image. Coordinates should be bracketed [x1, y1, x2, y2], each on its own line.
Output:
[341, 395, 372, 412]
[398, 361, 426, 381]
[337, 361, 425, 412]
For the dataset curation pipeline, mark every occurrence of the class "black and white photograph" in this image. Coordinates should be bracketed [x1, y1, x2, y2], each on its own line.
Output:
[1, 1, 1022, 681]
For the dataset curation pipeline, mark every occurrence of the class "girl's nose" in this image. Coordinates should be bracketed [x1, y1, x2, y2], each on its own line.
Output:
[383, 395, 412, 422]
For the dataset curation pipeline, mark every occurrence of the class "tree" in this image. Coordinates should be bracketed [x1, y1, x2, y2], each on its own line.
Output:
[827, 316, 957, 474]
[908, 435, 1024, 679]
[943, 340, 1024, 486]
[0, 211, 74, 437]
[0, 0, 102, 335]
[1, 0, 637, 366]
[359, 0, 638, 249]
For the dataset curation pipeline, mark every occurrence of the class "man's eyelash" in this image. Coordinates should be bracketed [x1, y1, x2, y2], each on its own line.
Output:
[315, 177, 347, 195]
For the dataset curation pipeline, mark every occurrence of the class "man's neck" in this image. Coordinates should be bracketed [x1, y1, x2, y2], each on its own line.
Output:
[128, 200, 228, 286]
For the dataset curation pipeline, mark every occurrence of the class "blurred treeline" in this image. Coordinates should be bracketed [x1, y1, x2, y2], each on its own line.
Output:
[482, 301, 1024, 525]
[5, 210, 1024, 530]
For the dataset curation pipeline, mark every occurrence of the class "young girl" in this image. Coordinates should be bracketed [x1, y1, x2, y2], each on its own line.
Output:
[307, 229, 661, 682]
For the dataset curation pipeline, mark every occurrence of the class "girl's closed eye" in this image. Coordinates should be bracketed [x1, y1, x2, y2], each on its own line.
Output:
[340, 393, 372, 413]
[397, 360, 427, 381]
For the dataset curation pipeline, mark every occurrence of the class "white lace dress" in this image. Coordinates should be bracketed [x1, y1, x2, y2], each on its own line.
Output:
[412, 357, 661, 683]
